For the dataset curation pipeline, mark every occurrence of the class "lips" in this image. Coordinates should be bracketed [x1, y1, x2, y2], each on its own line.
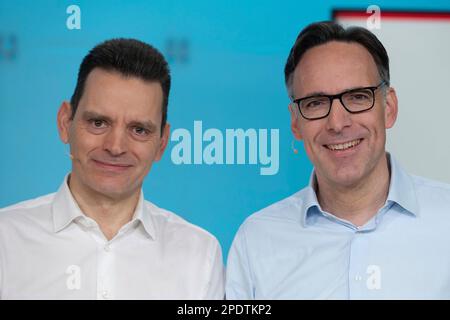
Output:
[92, 159, 132, 171]
[324, 139, 362, 151]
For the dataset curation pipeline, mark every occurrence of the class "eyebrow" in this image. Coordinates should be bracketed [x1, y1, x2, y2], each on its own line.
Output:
[129, 120, 157, 132]
[82, 111, 113, 122]
[299, 85, 371, 99]
[81, 110, 157, 131]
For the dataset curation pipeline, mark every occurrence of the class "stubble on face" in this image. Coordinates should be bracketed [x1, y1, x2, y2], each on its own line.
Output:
[66, 68, 168, 202]
[291, 41, 391, 191]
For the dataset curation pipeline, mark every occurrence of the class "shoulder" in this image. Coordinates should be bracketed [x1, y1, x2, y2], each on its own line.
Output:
[412, 174, 450, 192]
[410, 175, 450, 220]
[237, 188, 307, 235]
[0, 193, 55, 226]
[411, 175, 450, 203]
[0, 193, 56, 250]
[143, 200, 220, 249]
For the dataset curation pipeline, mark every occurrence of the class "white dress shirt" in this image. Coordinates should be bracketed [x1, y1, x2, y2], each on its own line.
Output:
[0, 175, 224, 300]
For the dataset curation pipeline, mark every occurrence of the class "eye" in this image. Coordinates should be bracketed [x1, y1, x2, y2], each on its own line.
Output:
[347, 92, 371, 101]
[132, 126, 149, 136]
[88, 119, 107, 128]
[303, 97, 328, 109]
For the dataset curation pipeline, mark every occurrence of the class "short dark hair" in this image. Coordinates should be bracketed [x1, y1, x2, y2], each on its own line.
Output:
[70, 38, 171, 135]
[284, 21, 390, 96]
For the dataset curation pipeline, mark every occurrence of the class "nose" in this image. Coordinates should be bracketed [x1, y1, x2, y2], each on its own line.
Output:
[325, 97, 352, 133]
[103, 126, 127, 156]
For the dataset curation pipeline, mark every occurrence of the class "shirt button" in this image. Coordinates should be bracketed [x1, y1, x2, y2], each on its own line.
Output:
[102, 290, 109, 299]
[104, 244, 111, 252]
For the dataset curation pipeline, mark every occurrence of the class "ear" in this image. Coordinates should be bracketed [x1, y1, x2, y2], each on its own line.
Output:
[155, 123, 170, 161]
[57, 101, 73, 144]
[289, 103, 302, 140]
[384, 87, 398, 129]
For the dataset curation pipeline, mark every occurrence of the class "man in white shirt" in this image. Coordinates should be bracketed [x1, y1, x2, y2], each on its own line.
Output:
[0, 38, 224, 300]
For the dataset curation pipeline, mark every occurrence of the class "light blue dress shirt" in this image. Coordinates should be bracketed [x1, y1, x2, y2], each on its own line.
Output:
[226, 154, 450, 299]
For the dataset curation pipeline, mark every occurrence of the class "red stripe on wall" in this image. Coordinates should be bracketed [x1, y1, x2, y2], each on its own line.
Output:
[334, 11, 450, 21]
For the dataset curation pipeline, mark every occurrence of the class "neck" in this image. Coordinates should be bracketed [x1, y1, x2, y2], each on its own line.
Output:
[67, 174, 140, 240]
[316, 154, 391, 227]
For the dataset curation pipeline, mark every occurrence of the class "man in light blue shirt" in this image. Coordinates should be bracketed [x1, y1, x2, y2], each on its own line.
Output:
[226, 21, 450, 299]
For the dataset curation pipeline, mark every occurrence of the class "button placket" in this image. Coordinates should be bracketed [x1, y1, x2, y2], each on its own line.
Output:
[96, 238, 115, 300]
[348, 231, 369, 299]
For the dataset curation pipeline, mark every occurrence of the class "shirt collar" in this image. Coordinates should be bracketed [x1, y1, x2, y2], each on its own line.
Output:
[300, 152, 419, 227]
[52, 174, 157, 239]
[385, 153, 419, 217]
[131, 190, 157, 240]
[299, 172, 321, 227]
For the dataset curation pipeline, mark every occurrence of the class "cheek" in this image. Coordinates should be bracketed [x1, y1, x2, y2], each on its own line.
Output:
[370, 110, 386, 137]
[71, 124, 98, 147]
[300, 124, 321, 152]
[69, 131, 85, 153]
[360, 114, 386, 148]
[134, 141, 161, 163]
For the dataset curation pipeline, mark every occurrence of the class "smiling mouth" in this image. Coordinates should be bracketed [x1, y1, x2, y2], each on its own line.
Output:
[325, 139, 362, 151]
[93, 160, 132, 168]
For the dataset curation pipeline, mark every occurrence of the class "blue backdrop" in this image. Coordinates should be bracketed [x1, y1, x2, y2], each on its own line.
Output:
[1, 0, 450, 260]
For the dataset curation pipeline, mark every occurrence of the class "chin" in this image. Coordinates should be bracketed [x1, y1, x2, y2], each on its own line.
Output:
[333, 170, 365, 188]
[86, 178, 132, 196]
[95, 185, 134, 198]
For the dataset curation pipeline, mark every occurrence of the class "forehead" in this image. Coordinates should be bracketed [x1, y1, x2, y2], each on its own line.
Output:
[77, 68, 163, 122]
[292, 41, 379, 97]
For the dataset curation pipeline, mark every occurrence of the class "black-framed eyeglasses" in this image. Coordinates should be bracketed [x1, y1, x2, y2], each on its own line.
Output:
[292, 82, 386, 120]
